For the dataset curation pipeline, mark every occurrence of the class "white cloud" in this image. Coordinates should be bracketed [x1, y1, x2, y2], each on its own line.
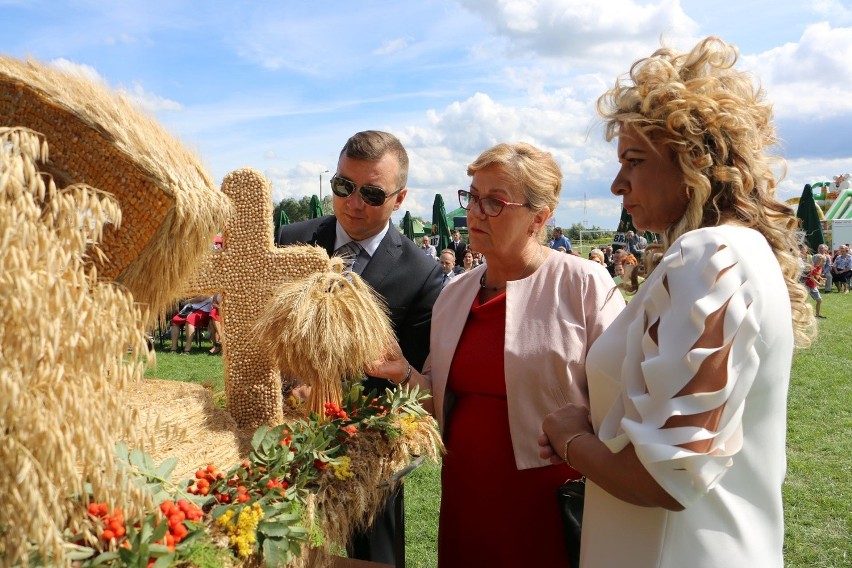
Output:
[811, 0, 852, 22]
[50, 58, 108, 85]
[458, 0, 698, 64]
[778, 157, 852, 199]
[104, 34, 138, 46]
[49, 58, 182, 114]
[120, 82, 183, 113]
[373, 37, 413, 56]
[264, 162, 334, 204]
[743, 22, 852, 119]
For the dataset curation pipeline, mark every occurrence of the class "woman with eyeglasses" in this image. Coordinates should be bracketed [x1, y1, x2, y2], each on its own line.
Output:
[369, 142, 624, 567]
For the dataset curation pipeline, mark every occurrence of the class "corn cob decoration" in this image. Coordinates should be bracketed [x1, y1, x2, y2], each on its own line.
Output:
[0, 55, 230, 321]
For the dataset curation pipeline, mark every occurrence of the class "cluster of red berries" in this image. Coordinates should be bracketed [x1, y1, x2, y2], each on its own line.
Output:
[191, 461, 290, 506]
[188, 464, 224, 497]
[264, 476, 289, 495]
[324, 402, 349, 421]
[157, 499, 203, 551]
[87, 502, 126, 543]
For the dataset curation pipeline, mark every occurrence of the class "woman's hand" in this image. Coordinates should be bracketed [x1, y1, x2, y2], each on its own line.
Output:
[537, 432, 562, 464]
[364, 341, 409, 384]
[539, 404, 594, 464]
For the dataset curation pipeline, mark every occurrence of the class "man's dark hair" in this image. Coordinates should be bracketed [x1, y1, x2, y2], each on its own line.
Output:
[340, 130, 409, 189]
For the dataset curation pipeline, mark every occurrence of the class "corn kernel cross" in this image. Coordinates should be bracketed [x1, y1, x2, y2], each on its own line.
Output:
[185, 168, 328, 430]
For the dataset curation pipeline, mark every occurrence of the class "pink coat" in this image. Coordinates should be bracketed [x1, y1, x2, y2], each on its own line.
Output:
[422, 251, 625, 469]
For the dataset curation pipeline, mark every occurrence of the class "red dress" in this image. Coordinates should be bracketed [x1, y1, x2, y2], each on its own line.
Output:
[438, 291, 578, 567]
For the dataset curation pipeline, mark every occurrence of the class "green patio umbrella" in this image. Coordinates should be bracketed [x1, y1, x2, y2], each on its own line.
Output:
[432, 194, 451, 252]
[309, 194, 323, 219]
[796, 184, 825, 252]
[445, 206, 468, 229]
[614, 207, 655, 250]
[279, 208, 290, 227]
[402, 210, 415, 241]
[614, 206, 637, 250]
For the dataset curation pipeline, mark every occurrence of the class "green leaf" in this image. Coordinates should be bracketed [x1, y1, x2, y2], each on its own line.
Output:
[267, 512, 302, 524]
[257, 520, 292, 537]
[153, 456, 178, 479]
[88, 551, 119, 565]
[114, 441, 129, 462]
[251, 424, 270, 449]
[151, 518, 168, 541]
[210, 504, 232, 520]
[151, 553, 175, 568]
[262, 537, 295, 566]
[117, 546, 136, 564]
[148, 543, 172, 555]
[129, 447, 152, 470]
[63, 544, 95, 560]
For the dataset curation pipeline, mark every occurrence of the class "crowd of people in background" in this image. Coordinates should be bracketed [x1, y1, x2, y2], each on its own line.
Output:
[167, 223, 847, 355]
[800, 242, 852, 319]
[417, 224, 652, 298]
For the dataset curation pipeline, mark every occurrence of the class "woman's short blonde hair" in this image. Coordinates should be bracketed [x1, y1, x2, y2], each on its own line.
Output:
[467, 142, 562, 221]
[597, 36, 814, 347]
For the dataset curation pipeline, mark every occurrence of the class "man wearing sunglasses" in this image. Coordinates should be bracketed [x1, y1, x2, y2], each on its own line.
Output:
[276, 130, 443, 565]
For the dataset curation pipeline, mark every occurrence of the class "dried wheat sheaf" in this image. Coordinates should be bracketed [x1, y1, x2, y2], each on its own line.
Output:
[253, 267, 401, 415]
[0, 127, 151, 565]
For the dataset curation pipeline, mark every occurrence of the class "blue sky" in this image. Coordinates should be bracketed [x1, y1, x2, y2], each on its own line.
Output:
[3, 0, 852, 230]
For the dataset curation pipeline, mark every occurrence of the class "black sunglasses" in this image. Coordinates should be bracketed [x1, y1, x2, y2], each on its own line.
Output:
[330, 174, 403, 207]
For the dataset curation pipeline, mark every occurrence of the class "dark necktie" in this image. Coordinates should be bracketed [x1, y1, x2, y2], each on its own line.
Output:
[334, 240, 368, 275]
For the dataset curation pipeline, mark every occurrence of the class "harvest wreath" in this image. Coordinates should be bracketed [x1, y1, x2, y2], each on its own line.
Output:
[65, 382, 439, 568]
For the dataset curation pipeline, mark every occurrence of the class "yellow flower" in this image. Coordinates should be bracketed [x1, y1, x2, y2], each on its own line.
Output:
[398, 414, 418, 435]
[332, 456, 353, 480]
[217, 503, 264, 558]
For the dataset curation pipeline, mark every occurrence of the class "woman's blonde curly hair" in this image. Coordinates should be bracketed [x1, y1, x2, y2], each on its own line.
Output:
[597, 36, 815, 348]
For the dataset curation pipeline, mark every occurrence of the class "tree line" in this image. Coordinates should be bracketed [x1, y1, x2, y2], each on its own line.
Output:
[559, 222, 608, 240]
[272, 195, 334, 230]
[271, 200, 605, 243]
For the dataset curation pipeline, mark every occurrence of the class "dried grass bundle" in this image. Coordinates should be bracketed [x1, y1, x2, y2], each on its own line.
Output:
[126, 379, 248, 481]
[306, 417, 443, 566]
[0, 127, 152, 565]
[254, 268, 399, 415]
[0, 55, 231, 323]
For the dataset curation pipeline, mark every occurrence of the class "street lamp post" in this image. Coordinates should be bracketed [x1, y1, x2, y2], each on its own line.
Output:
[319, 169, 329, 201]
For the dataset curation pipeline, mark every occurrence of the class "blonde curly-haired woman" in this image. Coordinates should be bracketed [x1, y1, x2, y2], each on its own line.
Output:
[541, 37, 815, 567]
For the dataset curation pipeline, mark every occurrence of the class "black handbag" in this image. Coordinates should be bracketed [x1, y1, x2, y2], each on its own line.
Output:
[557, 477, 585, 568]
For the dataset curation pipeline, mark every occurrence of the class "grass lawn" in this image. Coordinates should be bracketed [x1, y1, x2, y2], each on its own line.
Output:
[146, 292, 852, 567]
[783, 291, 852, 567]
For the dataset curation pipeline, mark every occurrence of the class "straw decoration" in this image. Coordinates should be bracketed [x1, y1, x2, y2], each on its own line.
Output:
[126, 379, 248, 482]
[0, 55, 231, 323]
[254, 270, 399, 416]
[0, 127, 152, 565]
